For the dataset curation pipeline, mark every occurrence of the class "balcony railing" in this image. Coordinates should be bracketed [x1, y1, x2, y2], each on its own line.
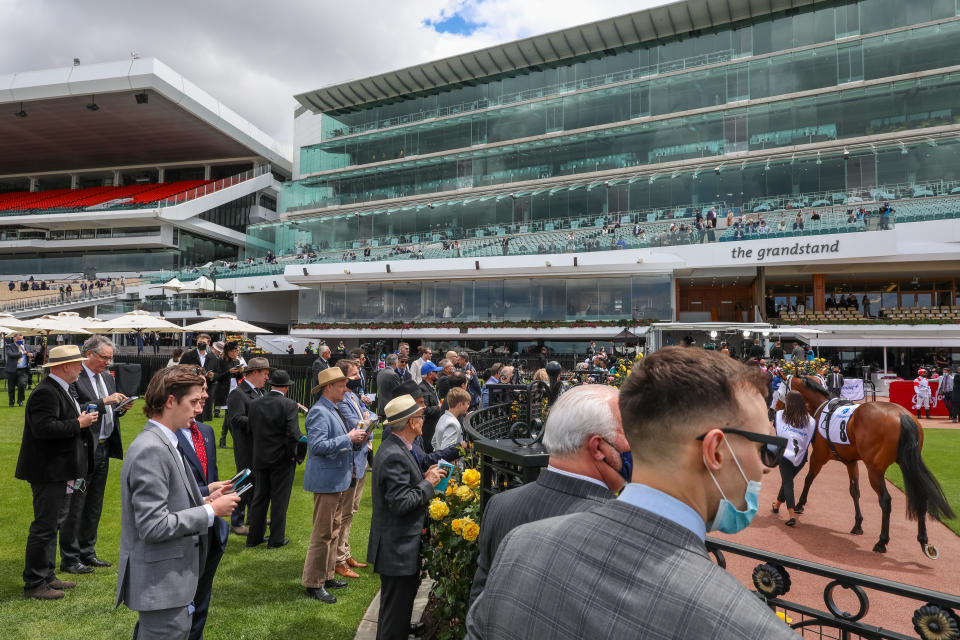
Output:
[157, 164, 272, 208]
[0, 284, 124, 314]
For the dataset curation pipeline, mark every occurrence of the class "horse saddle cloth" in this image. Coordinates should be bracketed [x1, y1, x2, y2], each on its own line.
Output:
[818, 401, 858, 447]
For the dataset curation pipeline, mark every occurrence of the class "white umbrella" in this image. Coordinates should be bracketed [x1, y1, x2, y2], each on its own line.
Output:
[16, 314, 92, 336]
[152, 277, 186, 292]
[180, 276, 224, 293]
[96, 309, 184, 334]
[184, 314, 270, 335]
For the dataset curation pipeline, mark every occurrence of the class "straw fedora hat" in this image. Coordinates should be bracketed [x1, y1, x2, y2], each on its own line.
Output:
[42, 344, 87, 368]
[382, 394, 424, 426]
[311, 367, 346, 395]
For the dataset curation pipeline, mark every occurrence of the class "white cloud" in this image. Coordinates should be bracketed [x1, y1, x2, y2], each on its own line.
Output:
[0, 0, 671, 157]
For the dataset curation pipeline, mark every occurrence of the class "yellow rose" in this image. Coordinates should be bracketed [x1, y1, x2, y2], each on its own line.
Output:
[451, 518, 464, 535]
[462, 521, 480, 541]
[462, 468, 481, 489]
[428, 499, 450, 520]
[445, 481, 458, 496]
[456, 485, 474, 502]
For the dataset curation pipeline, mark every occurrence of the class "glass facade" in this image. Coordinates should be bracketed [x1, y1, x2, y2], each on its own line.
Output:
[296, 275, 671, 324]
[252, 139, 960, 257]
[302, 19, 960, 174]
[317, 0, 959, 140]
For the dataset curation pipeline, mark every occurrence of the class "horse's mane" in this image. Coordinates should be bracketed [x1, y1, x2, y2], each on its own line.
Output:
[800, 376, 829, 397]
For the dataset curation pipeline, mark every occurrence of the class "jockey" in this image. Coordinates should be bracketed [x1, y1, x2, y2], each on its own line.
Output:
[914, 368, 932, 419]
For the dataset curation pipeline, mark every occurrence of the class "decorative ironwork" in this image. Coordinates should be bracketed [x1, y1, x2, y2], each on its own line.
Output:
[708, 538, 960, 640]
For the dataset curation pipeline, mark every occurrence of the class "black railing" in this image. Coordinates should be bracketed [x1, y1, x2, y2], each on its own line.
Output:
[466, 391, 960, 640]
[707, 538, 960, 640]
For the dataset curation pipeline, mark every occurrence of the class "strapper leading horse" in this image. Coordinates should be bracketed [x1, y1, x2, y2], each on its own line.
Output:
[781, 376, 954, 558]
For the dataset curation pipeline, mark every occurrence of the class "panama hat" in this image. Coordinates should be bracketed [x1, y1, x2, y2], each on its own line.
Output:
[311, 367, 346, 394]
[383, 394, 424, 426]
[42, 344, 87, 367]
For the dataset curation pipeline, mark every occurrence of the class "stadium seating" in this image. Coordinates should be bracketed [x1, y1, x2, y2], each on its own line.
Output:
[780, 306, 960, 323]
[0, 180, 213, 212]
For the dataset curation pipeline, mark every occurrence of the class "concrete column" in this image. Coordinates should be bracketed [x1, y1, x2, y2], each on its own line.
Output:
[203, 165, 211, 180]
[70, 174, 79, 189]
[813, 274, 826, 312]
[157, 167, 165, 183]
[29, 177, 38, 192]
[112, 170, 121, 186]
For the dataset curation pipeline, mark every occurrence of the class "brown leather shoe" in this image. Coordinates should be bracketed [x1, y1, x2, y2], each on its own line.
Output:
[231, 525, 249, 536]
[47, 578, 76, 590]
[24, 584, 65, 600]
[346, 556, 368, 569]
[335, 563, 360, 579]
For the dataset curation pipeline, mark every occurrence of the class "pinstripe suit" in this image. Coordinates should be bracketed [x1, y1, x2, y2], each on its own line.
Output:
[469, 469, 613, 604]
[466, 500, 799, 640]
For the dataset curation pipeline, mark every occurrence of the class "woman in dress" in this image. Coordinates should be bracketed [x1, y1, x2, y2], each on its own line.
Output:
[771, 391, 817, 526]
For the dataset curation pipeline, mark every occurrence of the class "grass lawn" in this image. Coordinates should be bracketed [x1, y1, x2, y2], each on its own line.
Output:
[886, 428, 960, 537]
[0, 402, 379, 640]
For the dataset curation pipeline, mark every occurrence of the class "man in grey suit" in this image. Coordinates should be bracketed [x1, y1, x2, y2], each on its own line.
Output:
[467, 346, 796, 640]
[116, 367, 239, 640]
[469, 384, 625, 604]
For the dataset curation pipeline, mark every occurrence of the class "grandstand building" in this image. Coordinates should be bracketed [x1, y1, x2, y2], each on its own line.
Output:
[0, 57, 291, 277]
[129, 2, 960, 368]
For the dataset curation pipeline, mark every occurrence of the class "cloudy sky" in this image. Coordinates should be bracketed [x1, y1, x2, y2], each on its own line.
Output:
[0, 0, 667, 156]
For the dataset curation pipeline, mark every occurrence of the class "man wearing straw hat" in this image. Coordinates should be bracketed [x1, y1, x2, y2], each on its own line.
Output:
[16, 344, 99, 600]
[369, 395, 447, 640]
[302, 367, 370, 604]
[225, 357, 272, 536]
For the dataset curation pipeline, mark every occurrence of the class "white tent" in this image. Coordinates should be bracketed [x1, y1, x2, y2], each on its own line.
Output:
[96, 310, 184, 334]
[180, 276, 224, 293]
[184, 314, 270, 334]
[152, 277, 186, 292]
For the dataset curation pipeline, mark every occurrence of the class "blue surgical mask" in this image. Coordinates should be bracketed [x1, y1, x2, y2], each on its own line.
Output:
[616, 450, 633, 484]
[704, 438, 761, 534]
[15, 339, 24, 345]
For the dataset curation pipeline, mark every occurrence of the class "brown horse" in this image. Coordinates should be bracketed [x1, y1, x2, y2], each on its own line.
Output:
[779, 376, 954, 558]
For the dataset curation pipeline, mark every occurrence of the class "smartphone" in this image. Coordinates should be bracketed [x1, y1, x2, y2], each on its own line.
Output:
[116, 396, 138, 411]
[229, 468, 251, 487]
[435, 460, 455, 493]
[234, 482, 254, 497]
[364, 418, 378, 434]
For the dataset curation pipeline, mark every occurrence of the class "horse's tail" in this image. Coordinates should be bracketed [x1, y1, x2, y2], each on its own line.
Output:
[896, 414, 955, 521]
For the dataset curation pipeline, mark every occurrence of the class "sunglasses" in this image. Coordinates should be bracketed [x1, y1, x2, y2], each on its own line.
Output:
[696, 428, 787, 468]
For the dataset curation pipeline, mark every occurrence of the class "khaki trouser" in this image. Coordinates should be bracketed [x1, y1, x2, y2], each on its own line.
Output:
[335, 475, 366, 564]
[301, 491, 344, 588]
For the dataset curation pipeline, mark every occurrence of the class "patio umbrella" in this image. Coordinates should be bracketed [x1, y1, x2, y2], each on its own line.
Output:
[180, 276, 224, 293]
[96, 309, 184, 335]
[152, 277, 186, 292]
[16, 314, 92, 336]
[184, 314, 270, 335]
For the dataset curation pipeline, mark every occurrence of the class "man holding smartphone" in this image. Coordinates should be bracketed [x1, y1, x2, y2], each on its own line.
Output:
[17, 345, 99, 600]
[116, 367, 239, 639]
[62, 336, 127, 575]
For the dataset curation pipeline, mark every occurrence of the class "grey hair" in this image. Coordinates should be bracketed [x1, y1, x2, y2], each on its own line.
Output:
[541, 385, 620, 457]
[81, 335, 114, 356]
[457, 351, 469, 361]
[320, 345, 331, 355]
[385, 353, 399, 366]
[438, 358, 451, 368]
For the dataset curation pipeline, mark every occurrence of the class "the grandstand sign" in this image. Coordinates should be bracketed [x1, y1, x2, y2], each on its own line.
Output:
[730, 239, 840, 262]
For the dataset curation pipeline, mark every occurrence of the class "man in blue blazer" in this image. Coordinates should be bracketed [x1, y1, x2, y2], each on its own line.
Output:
[176, 382, 232, 640]
[301, 367, 369, 604]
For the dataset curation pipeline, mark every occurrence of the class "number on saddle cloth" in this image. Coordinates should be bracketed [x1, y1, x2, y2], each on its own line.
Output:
[818, 403, 858, 448]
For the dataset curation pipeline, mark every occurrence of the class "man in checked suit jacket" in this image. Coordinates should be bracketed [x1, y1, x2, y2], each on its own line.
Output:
[175, 380, 232, 640]
[467, 347, 799, 640]
[116, 367, 238, 640]
[225, 357, 271, 535]
[369, 395, 446, 640]
[16, 345, 99, 600]
[469, 384, 624, 604]
[62, 336, 128, 574]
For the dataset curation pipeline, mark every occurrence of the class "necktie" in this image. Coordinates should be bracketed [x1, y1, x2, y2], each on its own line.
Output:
[189, 420, 208, 478]
[95, 374, 114, 439]
[67, 386, 82, 415]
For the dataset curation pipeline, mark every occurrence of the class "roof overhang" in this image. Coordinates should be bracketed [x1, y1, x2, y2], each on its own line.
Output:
[0, 58, 291, 175]
[296, 0, 828, 114]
